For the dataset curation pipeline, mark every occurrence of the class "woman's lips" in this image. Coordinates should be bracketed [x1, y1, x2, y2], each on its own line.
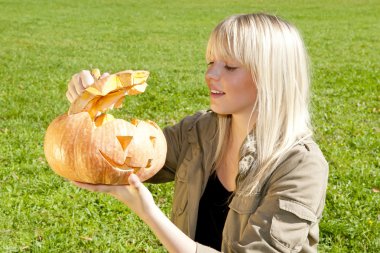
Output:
[210, 89, 225, 97]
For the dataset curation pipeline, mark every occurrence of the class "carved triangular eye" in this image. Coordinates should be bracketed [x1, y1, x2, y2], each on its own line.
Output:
[146, 159, 153, 168]
[150, 136, 156, 147]
[131, 119, 139, 126]
[116, 136, 133, 151]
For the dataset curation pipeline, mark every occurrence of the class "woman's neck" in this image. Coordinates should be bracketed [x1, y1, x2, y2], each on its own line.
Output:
[230, 112, 256, 147]
[215, 112, 257, 192]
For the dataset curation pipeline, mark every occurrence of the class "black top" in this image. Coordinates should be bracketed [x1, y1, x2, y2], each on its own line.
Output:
[195, 172, 233, 251]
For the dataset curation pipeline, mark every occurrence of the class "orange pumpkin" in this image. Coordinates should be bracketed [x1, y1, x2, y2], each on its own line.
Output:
[44, 70, 167, 185]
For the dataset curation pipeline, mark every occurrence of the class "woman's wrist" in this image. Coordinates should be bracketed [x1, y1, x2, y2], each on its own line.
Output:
[140, 203, 197, 253]
[138, 201, 161, 223]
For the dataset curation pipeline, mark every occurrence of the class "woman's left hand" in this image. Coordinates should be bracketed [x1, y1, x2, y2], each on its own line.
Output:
[72, 174, 156, 220]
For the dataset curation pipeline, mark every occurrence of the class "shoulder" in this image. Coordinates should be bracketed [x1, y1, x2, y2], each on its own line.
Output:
[277, 139, 328, 177]
[266, 138, 329, 211]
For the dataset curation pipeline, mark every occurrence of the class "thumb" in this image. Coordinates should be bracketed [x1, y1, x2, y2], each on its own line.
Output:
[100, 72, 110, 79]
[128, 174, 142, 189]
[79, 70, 95, 89]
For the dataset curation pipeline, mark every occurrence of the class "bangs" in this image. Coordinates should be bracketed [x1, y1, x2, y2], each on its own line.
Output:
[206, 16, 247, 64]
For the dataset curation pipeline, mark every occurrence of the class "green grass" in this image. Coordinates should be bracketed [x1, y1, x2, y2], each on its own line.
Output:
[0, 0, 379, 252]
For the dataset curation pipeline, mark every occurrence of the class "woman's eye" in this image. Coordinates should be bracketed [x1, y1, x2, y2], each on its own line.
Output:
[225, 65, 238, 71]
[207, 62, 214, 66]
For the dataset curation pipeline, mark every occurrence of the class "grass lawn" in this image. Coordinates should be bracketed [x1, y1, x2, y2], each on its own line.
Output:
[0, 0, 379, 252]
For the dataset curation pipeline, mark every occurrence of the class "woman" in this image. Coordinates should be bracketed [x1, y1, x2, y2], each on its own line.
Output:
[69, 13, 329, 253]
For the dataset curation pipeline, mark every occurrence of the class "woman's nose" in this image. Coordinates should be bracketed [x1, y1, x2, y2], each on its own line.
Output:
[205, 64, 221, 81]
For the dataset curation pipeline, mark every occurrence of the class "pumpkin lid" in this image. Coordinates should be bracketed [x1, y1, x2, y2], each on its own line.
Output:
[68, 70, 149, 120]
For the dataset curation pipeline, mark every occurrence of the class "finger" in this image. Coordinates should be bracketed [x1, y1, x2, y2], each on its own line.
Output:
[72, 181, 98, 191]
[68, 73, 84, 96]
[66, 90, 74, 103]
[67, 79, 79, 102]
[79, 70, 95, 89]
[71, 73, 82, 95]
[72, 181, 113, 193]
[67, 73, 80, 100]
[128, 174, 142, 189]
[80, 70, 95, 88]
[100, 72, 110, 79]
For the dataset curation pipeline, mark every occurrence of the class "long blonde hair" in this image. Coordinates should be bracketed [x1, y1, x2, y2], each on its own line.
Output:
[207, 13, 312, 195]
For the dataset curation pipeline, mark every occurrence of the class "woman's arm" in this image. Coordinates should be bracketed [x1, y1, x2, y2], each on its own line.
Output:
[142, 199, 197, 253]
[73, 174, 197, 253]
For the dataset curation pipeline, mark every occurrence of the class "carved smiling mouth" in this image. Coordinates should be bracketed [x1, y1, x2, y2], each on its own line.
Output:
[99, 149, 153, 172]
[98, 131, 156, 172]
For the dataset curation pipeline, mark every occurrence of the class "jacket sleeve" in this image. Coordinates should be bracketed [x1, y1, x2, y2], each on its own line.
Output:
[146, 111, 208, 183]
[225, 146, 329, 252]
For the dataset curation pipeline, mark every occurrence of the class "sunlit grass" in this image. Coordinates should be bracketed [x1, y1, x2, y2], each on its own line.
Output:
[0, 0, 379, 252]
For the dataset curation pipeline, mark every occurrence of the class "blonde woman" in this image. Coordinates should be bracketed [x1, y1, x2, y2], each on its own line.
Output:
[71, 13, 329, 253]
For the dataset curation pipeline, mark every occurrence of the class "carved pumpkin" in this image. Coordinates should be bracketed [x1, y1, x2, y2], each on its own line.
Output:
[44, 69, 167, 185]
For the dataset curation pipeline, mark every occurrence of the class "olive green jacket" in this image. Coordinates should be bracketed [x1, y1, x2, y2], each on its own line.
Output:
[149, 111, 329, 253]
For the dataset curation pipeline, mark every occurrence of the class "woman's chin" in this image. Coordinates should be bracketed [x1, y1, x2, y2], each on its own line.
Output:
[209, 106, 229, 116]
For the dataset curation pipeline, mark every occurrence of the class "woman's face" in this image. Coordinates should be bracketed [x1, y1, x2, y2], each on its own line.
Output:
[205, 57, 257, 117]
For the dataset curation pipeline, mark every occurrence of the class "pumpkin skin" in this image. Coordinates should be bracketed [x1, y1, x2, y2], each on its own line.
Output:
[44, 69, 167, 185]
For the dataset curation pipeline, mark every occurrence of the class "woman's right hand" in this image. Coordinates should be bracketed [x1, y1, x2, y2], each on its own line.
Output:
[72, 174, 157, 220]
[66, 69, 110, 103]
